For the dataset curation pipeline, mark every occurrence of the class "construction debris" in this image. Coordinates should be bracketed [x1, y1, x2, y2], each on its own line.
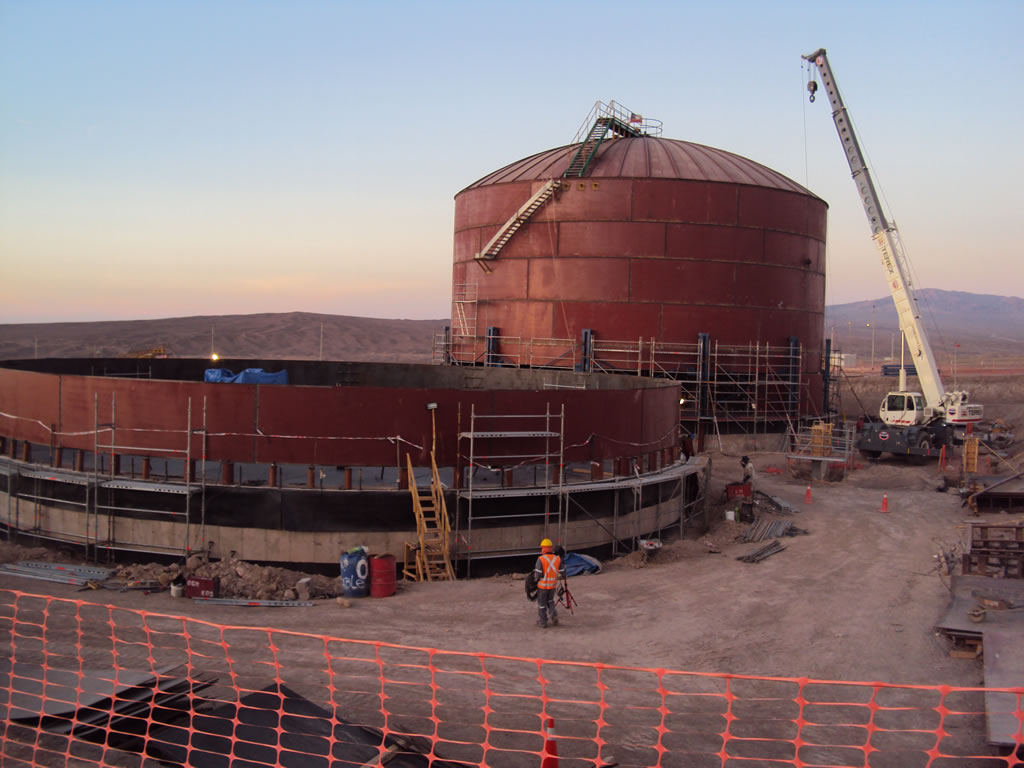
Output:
[752, 491, 799, 516]
[737, 541, 787, 563]
[114, 556, 341, 601]
[0, 551, 343, 603]
[0, 563, 97, 587]
[14, 561, 114, 579]
[191, 597, 315, 608]
[742, 517, 810, 543]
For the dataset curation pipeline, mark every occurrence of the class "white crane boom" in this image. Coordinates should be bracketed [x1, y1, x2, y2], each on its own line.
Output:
[803, 48, 981, 426]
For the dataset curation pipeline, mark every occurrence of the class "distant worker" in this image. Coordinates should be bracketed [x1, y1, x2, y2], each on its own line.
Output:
[741, 456, 756, 489]
[533, 538, 565, 628]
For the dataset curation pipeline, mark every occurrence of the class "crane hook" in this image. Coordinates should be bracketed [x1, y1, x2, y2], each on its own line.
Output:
[807, 80, 818, 103]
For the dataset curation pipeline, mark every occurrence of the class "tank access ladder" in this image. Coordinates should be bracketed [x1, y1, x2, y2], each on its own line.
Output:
[402, 451, 455, 581]
[563, 100, 651, 178]
[473, 101, 658, 274]
[474, 179, 561, 273]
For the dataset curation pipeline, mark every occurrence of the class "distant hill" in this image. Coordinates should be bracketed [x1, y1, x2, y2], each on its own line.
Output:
[824, 289, 1024, 365]
[0, 312, 448, 363]
[2, 288, 1020, 368]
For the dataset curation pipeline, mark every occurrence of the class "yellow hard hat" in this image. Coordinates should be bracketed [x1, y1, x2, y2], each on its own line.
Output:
[540, 538, 553, 547]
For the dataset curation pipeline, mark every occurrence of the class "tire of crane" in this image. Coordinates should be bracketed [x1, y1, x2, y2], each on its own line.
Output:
[909, 436, 932, 465]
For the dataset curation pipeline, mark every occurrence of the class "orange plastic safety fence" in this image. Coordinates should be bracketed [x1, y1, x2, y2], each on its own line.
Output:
[1, 588, 1022, 768]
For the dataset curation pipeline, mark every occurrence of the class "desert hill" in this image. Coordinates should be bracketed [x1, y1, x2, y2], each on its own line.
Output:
[1, 289, 1021, 367]
[0, 312, 448, 363]
[824, 289, 1024, 366]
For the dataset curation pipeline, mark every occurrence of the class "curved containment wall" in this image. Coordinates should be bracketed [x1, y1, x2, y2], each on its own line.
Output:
[0, 358, 680, 469]
[0, 359, 701, 566]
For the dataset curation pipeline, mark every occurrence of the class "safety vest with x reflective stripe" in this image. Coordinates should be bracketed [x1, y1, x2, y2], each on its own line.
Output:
[536, 553, 562, 589]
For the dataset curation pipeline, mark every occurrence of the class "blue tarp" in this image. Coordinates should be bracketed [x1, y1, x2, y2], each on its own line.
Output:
[204, 368, 289, 385]
[563, 552, 602, 577]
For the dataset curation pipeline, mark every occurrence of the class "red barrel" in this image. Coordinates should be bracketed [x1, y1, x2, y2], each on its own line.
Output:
[370, 554, 396, 598]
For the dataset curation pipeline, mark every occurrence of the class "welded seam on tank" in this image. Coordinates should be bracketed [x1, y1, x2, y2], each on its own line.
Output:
[515, 148, 565, 184]
[594, 138, 629, 178]
[465, 145, 573, 189]
[466, 138, 813, 196]
[463, 146, 556, 189]
[650, 137, 679, 180]
[683, 142, 755, 186]
[698, 141, 804, 192]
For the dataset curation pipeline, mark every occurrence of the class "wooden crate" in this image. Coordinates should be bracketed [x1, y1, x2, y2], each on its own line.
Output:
[962, 551, 1024, 579]
[970, 522, 1024, 552]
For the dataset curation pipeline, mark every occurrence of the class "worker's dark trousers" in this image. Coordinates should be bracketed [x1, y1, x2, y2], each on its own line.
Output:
[537, 588, 557, 626]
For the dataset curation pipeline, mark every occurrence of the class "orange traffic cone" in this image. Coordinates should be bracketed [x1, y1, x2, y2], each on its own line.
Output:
[881, 493, 889, 513]
[938, 444, 947, 472]
[541, 717, 559, 768]
[804, 484, 812, 504]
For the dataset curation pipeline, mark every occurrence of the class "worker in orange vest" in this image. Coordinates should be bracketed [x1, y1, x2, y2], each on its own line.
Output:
[533, 538, 565, 628]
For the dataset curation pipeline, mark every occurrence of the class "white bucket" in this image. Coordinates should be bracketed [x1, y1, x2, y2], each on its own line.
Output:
[170, 583, 184, 598]
[724, 508, 736, 522]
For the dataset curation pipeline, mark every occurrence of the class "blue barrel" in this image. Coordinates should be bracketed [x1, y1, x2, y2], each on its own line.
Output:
[340, 547, 369, 598]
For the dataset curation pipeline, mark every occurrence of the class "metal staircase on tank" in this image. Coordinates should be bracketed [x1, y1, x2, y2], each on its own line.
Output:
[474, 179, 561, 273]
[563, 100, 657, 178]
[403, 451, 455, 582]
[473, 100, 660, 274]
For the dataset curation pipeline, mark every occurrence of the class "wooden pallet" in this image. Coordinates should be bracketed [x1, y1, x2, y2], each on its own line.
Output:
[962, 551, 1024, 579]
[970, 522, 1024, 551]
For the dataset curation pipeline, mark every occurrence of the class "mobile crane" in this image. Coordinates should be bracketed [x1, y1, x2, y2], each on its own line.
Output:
[803, 48, 982, 460]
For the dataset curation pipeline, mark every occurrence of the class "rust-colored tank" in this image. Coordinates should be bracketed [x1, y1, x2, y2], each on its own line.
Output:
[451, 135, 828, 417]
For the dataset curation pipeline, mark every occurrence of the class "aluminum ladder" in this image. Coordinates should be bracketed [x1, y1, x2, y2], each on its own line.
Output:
[474, 179, 561, 273]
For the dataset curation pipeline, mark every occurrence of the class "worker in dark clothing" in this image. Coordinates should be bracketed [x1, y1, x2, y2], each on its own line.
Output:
[533, 538, 565, 628]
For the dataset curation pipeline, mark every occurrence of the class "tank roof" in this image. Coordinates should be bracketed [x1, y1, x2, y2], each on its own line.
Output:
[461, 136, 819, 198]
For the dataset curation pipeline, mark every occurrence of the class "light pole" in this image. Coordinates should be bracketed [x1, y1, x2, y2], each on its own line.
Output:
[870, 305, 876, 370]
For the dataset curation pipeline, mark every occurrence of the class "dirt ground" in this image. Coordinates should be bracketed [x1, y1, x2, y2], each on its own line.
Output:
[3, 455, 1020, 691]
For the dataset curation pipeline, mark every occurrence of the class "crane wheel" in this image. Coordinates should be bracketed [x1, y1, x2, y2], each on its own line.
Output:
[908, 436, 932, 465]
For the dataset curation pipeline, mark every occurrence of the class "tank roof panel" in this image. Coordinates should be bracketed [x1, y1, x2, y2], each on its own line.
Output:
[461, 136, 819, 198]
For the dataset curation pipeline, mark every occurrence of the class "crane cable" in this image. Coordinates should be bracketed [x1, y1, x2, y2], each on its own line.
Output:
[801, 58, 835, 323]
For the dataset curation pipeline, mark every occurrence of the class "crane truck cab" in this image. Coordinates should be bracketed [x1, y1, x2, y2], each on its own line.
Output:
[880, 391, 926, 427]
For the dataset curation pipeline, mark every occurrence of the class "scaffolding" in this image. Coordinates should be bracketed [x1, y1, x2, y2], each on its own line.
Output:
[787, 420, 857, 481]
[457, 404, 565, 576]
[454, 402, 711, 574]
[441, 332, 809, 433]
[447, 282, 480, 364]
[90, 392, 207, 560]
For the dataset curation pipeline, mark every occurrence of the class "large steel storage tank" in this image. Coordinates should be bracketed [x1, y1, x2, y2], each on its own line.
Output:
[450, 126, 828, 422]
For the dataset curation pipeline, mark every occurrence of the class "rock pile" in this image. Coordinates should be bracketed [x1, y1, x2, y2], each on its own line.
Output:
[115, 555, 340, 601]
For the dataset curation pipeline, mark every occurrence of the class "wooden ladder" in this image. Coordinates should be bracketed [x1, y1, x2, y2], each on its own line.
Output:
[962, 436, 979, 474]
[402, 452, 455, 581]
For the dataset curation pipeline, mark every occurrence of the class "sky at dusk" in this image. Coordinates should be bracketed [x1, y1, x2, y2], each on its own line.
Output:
[2, 0, 1021, 323]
